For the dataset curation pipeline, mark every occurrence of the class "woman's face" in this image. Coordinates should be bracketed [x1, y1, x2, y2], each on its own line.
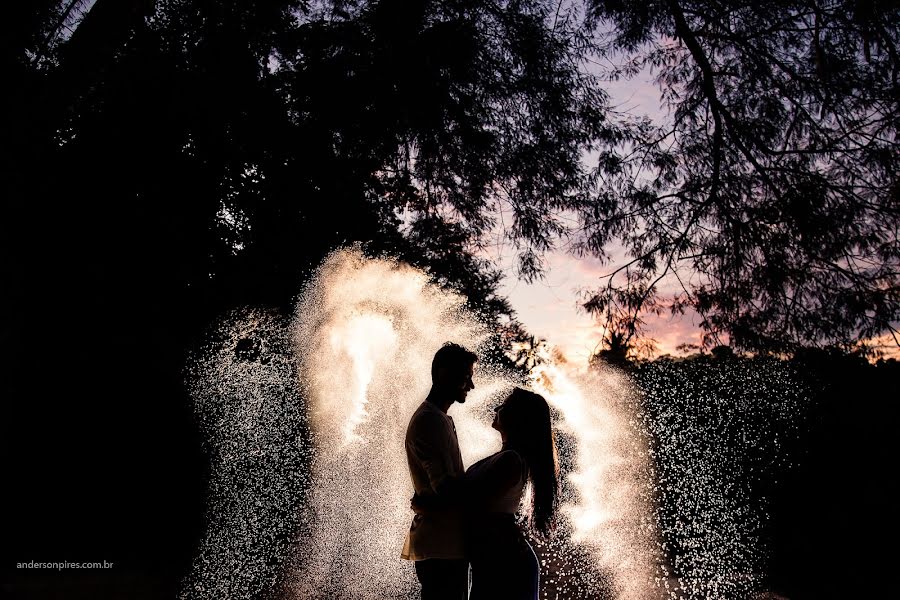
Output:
[491, 396, 512, 434]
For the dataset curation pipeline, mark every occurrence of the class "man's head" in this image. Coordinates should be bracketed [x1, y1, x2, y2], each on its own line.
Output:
[431, 342, 477, 404]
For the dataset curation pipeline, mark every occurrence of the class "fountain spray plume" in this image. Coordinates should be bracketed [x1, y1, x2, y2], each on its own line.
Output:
[184, 247, 667, 599]
[286, 248, 505, 599]
[182, 309, 310, 600]
[529, 353, 667, 600]
[286, 248, 666, 598]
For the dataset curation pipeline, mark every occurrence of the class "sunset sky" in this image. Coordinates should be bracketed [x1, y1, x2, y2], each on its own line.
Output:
[486, 67, 710, 365]
[493, 247, 707, 365]
[481, 58, 899, 365]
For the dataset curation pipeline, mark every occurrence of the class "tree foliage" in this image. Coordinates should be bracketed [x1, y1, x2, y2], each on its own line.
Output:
[579, 0, 900, 354]
[7, 0, 899, 364]
[5, 0, 615, 370]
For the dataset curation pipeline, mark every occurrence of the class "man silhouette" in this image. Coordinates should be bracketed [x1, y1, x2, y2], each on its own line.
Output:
[401, 342, 477, 600]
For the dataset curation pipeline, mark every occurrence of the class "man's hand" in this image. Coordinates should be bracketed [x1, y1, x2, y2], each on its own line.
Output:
[410, 493, 451, 515]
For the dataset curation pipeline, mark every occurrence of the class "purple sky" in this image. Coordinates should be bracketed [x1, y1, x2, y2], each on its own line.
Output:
[484, 68, 712, 365]
[488, 242, 707, 365]
[496, 45, 900, 363]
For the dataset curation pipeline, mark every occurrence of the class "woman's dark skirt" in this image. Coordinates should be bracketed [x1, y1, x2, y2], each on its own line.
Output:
[467, 513, 539, 600]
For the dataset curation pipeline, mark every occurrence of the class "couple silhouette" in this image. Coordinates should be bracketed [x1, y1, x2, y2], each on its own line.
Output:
[401, 342, 559, 600]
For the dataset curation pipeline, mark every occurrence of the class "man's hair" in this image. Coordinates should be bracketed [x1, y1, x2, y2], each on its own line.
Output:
[431, 342, 477, 383]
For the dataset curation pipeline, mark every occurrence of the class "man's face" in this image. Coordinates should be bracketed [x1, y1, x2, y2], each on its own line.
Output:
[452, 362, 476, 404]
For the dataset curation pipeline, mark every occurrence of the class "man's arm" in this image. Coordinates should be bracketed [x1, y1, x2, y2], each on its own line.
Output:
[409, 412, 465, 505]
[412, 452, 523, 513]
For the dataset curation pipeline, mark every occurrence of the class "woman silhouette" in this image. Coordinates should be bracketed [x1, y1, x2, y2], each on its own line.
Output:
[464, 387, 559, 599]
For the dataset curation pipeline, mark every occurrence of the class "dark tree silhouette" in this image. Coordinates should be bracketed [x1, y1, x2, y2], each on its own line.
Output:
[8, 0, 607, 351]
[578, 0, 900, 354]
[10, 2, 899, 358]
[4, 3, 611, 581]
[590, 328, 633, 368]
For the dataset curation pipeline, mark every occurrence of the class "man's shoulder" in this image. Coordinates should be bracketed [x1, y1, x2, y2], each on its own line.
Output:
[409, 400, 446, 421]
[406, 402, 450, 435]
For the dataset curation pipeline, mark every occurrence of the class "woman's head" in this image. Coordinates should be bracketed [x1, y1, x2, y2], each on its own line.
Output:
[494, 387, 559, 536]
[492, 388, 547, 439]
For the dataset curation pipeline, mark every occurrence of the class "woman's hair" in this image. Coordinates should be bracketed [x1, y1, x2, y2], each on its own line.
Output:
[502, 387, 559, 537]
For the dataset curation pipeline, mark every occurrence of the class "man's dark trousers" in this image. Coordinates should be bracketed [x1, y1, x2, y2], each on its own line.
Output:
[415, 558, 468, 600]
